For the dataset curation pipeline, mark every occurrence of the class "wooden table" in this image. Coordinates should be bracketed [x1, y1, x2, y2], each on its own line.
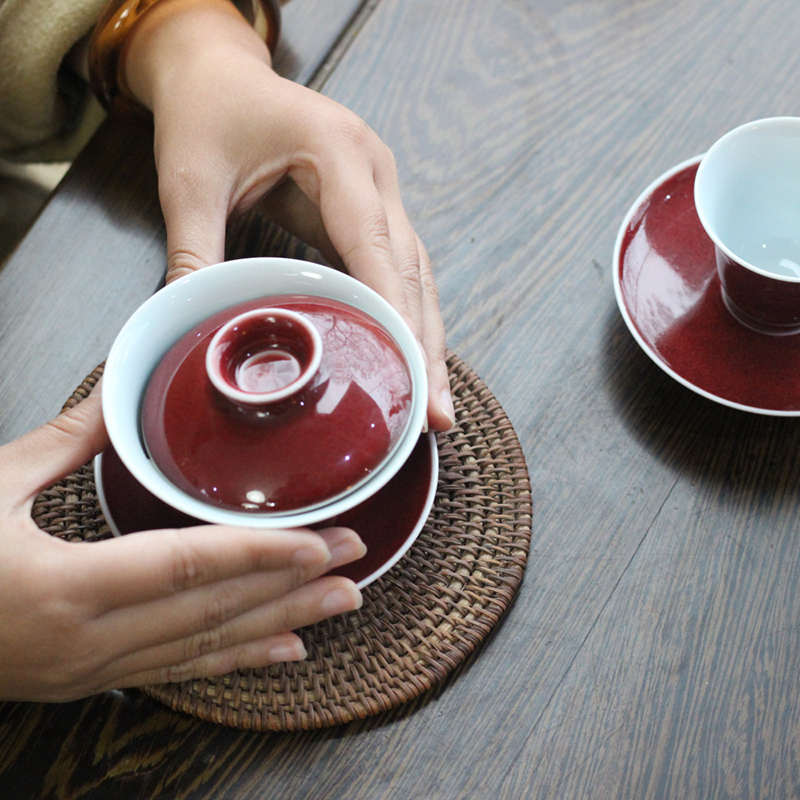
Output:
[3, 0, 800, 796]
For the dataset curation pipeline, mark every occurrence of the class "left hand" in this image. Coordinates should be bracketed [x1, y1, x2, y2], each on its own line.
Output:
[0, 387, 365, 701]
[123, 0, 455, 430]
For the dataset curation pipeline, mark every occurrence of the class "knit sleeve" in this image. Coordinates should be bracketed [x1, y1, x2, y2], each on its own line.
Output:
[0, 0, 109, 161]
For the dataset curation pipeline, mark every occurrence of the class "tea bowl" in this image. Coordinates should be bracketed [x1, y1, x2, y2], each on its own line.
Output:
[101, 257, 430, 530]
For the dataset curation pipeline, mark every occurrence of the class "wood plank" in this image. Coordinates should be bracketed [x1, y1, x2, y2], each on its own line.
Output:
[273, 0, 366, 88]
[502, 411, 800, 799]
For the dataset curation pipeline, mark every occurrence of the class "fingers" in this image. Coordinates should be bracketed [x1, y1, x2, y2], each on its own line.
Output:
[0, 386, 107, 503]
[415, 236, 456, 430]
[309, 145, 414, 323]
[103, 574, 362, 688]
[157, 153, 230, 284]
[304, 139, 455, 430]
[97, 526, 364, 641]
[7, 520, 363, 699]
[108, 631, 308, 689]
[56, 525, 363, 691]
[73, 525, 363, 612]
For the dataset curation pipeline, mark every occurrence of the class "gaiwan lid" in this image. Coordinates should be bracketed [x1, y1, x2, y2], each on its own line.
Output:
[140, 294, 414, 514]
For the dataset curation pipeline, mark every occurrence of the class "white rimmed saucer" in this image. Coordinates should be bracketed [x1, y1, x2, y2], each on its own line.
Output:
[613, 156, 800, 415]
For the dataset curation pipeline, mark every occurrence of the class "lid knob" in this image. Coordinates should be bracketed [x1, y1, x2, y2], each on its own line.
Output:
[205, 308, 322, 407]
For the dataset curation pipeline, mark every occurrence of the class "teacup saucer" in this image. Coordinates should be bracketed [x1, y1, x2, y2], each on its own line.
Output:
[95, 433, 438, 589]
[614, 156, 800, 415]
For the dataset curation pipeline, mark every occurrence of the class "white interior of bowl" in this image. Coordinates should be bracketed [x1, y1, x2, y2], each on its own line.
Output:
[102, 258, 427, 528]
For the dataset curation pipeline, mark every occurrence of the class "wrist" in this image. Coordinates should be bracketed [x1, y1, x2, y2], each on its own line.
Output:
[127, 0, 270, 112]
[88, 0, 279, 113]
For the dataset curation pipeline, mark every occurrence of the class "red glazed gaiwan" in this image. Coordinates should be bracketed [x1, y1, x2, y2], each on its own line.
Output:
[100, 258, 430, 533]
[99, 258, 435, 587]
[141, 295, 414, 515]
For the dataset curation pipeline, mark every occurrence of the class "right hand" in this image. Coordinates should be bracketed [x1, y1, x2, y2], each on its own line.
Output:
[122, 0, 455, 431]
[0, 387, 365, 702]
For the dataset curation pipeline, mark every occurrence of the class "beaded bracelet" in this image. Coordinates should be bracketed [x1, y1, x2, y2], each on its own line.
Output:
[88, 0, 281, 111]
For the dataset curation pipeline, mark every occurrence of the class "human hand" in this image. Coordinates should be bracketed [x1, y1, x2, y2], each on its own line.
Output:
[122, 0, 455, 430]
[0, 387, 364, 702]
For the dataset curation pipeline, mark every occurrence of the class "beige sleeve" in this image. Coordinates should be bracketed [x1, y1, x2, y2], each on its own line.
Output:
[0, 0, 109, 161]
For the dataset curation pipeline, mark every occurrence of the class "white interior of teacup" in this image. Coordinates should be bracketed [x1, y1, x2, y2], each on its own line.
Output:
[695, 116, 800, 280]
[102, 258, 427, 528]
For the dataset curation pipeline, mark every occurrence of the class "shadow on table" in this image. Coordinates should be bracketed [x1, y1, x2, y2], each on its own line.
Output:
[600, 302, 800, 504]
[0, 164, 67, 266]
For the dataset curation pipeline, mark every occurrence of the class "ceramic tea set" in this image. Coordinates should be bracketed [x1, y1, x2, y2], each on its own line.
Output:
[614, 117, 800, 414]
[97, 258, 438, 588]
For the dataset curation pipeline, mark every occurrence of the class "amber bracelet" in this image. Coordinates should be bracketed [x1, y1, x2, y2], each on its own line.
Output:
[87, 0, 281, 111]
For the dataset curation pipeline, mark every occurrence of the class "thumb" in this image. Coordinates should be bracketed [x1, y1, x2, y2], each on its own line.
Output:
[0, 387, 108, 502]
[158, 170, 229, 284]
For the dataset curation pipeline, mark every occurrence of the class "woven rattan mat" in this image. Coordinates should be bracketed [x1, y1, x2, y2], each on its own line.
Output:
[34, 353, 532, 731]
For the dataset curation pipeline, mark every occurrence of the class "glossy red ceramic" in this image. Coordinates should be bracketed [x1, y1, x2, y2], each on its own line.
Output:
[141, 295, 414, 512]
[206, 307, 322, 404]
[716, 249, 800, 335]
[615, 158, 800, 415]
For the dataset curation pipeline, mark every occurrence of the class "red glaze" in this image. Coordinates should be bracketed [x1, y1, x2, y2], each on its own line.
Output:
[141, 295, 413, 512]
[618, 161, 800, 412]
[326, 433, 433, 583]
[717, 249, 800, 334]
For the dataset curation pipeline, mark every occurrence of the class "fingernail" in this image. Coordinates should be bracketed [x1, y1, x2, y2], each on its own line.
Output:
[268, 641, 307, 663]
[440, 389, 456, 427]
[321, 586, 362, 617]
[291, 541, 331, 567]
[328, 529, 366, 564]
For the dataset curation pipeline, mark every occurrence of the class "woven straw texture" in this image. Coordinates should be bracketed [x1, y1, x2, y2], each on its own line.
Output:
[34, 354, 531, 731]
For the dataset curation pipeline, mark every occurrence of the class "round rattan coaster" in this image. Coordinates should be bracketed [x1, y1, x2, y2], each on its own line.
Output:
[34, 353, 532, 731]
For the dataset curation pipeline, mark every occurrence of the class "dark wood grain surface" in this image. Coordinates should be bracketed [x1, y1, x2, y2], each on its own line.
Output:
[3, 0, 800, 797]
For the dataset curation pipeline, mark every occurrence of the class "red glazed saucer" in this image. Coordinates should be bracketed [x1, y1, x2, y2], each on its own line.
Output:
[95, 433, 438, 588]
[614, 156, 800, 415]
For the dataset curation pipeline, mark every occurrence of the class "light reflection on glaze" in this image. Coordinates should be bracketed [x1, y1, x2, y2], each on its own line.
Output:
[621, 166, 715, 349]
[623, 226, 700, 343]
